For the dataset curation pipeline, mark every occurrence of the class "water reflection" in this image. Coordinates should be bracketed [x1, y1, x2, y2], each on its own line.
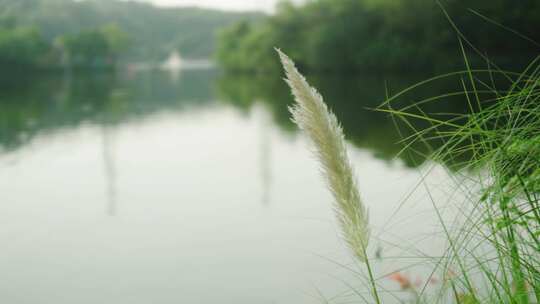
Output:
[0, 68, 481, 167]
[0, 68, 492, 303]
[0, 70, 218, 153]
[101, 124, 117, 216]
[255, 104, 273, 206]
[217, 70, 484, 168]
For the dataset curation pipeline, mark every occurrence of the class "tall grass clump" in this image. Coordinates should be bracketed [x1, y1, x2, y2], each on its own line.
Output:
[277, 49, 380, 303]
[278, 47, 539, 303]
[379, 52, 540, 303]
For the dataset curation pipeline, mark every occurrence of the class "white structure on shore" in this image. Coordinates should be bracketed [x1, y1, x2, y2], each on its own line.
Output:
[161, 51, 183, 70]
[127, 50, 214, 74]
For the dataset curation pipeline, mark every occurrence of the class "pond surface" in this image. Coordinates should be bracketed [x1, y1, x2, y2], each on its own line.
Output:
[0, 68, 467, 303]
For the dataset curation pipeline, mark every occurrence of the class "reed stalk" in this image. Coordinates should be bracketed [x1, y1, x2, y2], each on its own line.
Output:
[277, 49, 380, 303]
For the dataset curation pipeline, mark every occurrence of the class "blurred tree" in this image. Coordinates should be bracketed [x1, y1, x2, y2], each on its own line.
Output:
[217, 0, 540, 72]
[0, 0, 262, 62]
[59, 29, 109, 67]
[0, 25, 48, 68]
[100, 23, 130, 61]
[57, 25, 129, 68]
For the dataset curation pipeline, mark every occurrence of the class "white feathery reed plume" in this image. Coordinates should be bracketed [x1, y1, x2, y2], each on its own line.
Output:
[277, 49, 370, 262]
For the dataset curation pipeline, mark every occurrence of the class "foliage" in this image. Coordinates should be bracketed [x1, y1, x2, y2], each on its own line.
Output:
[217, 0, 540, 72]
[377, 50, 540, 302]
[0, 0, 261, 61]
[0, 23, 48, 68]
[57, 24, 130, 68]
[274, 25, 539, 301]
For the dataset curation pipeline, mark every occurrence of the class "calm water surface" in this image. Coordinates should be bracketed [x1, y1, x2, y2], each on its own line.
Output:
[0, 68, 464, 303]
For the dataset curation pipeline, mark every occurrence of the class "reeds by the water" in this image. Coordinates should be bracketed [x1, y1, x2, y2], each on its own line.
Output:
[277, 49, 370, 262]
[277, 49, 381, 303]
[278, 46, 539, 303]
[379, 55, 540, 303]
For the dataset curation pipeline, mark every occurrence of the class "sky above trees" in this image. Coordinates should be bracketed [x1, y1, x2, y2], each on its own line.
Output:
[130, 0, 305, 12]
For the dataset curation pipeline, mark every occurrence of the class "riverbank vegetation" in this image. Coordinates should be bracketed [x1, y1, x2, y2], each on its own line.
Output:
[379, 55, 540, 303]
[0, 0, 261, 70]
[218, 0, 540, 72]
[0, 20, 48, 69]
[279, 41, 539, 301]
[0, 20, 130, 69]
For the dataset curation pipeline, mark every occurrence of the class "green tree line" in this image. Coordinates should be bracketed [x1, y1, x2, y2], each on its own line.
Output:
[0, 0, 261, 69]
[0, 19, 130, 69]
[216, 0, 540, 72]
[0, 0, 261, 65]
[56, 24, 130, 68]
[0, 17, 48, 69]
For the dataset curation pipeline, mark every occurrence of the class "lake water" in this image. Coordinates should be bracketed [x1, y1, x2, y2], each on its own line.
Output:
[0, 68, 468, 303]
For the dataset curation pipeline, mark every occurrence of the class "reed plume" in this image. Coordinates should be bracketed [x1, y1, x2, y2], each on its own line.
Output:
[277, 49, 370, 261]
